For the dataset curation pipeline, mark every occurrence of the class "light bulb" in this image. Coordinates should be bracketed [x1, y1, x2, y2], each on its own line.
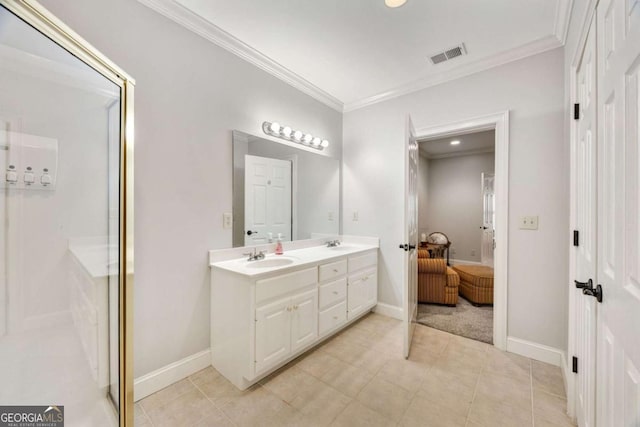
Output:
[312, 137, 321, 146]
[269, 122, 281, 134]
[450, 140, 461, 146]
[385, 0, 407, 7]
[282, 126, 292, 138]
[303, 134, 313, 143]
[293, 130, 303, 142]
[320, 140, 329, 148]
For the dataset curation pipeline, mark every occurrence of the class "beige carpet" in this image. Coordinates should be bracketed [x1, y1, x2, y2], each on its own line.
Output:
[417, 296, 493, 344]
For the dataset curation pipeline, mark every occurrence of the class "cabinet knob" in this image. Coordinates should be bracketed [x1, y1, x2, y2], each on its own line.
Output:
[333, 269, 338, 273]
[363, 276, 368, 281]
[293, 305, 299, 310]
[333, 316, 338, 320]
[333, 291, 338, 295]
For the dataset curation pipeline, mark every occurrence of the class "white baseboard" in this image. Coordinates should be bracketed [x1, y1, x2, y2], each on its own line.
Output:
[134, 349, 211, 401]
[506, 336, 564, 367]
[374, 303, 403, 320]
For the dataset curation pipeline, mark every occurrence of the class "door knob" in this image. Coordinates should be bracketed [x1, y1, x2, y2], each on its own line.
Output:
[399, 244, 416, 251]
[583, 284, 603, 303]
[246, 230, 258, 236]
[574, 279, 593, 290]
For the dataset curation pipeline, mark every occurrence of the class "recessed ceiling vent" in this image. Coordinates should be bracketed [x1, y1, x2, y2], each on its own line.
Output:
[429, 43, 467, 65]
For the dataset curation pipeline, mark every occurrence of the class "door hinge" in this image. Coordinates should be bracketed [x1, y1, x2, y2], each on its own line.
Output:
[572, 356, 578, 373]
[573, 230, 579, 247]
[574, 103, 580, 120]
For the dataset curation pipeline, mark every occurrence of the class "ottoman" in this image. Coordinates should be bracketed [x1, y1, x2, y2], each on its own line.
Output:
[451, 265, 494, 306]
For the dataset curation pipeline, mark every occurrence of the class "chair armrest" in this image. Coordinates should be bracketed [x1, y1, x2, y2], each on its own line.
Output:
[445, 267, 460, 288]
[417, 249, 430, 259]
[418, 258, 446, 274]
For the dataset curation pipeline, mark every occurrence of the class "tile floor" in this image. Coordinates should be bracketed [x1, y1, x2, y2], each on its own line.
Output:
[135, 313, 576, 427]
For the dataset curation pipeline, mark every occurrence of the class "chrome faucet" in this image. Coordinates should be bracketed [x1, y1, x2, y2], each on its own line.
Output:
[243, 248, 266, 261]
[326, 239, 341, 247]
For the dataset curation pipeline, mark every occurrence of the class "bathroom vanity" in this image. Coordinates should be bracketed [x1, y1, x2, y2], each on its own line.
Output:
[209, 239, 378, 390]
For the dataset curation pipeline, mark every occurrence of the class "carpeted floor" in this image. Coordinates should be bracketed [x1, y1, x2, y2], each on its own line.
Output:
[417, 296, 493, 344]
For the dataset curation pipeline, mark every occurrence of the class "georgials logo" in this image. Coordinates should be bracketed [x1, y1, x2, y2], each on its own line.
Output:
[0, 405, 64, 426]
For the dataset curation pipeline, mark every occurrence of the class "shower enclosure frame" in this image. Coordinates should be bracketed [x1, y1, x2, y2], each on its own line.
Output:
[0, 1, 135, 425]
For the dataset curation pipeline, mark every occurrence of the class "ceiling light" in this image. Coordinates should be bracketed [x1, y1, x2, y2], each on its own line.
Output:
[262, 121, 329, 151]
[269, 122, 281, 133]
[385, 0, 407, 8]
[450, 140, 461, 146]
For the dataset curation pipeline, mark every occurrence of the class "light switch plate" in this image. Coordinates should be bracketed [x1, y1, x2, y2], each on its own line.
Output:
[352, 211, 359, 221]
[520, 215, 539, 230]
[223, 212, 232, 229]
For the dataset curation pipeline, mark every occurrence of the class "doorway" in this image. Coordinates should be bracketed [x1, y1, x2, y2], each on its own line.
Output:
[416, 130, 496, 344]
[405, 111, 509, 351]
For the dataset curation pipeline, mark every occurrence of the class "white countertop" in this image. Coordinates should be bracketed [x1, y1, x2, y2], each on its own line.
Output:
[68, 237, 133, 278]
[210, 242, 378, 278]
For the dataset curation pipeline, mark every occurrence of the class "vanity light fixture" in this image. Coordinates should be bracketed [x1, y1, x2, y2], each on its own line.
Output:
[450, 140, 461, 146]
[385, 0, 407, 8]
[262, 121, 330, 151]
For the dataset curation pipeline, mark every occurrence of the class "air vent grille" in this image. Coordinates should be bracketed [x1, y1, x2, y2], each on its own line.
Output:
[429, 43, 467, 65]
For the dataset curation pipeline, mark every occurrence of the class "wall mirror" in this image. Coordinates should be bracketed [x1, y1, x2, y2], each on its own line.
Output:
[232, 130, 340, 247]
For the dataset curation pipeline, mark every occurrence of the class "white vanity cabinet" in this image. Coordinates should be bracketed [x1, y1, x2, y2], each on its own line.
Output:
[210, 246, 378, 390]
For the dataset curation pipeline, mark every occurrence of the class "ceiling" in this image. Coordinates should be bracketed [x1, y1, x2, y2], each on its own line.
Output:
[419, 130, 495, 159]
[140, 0, 572, 111]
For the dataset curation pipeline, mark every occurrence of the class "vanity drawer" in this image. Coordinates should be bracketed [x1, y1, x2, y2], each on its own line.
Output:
[348, 251, 377, 273]
[319, 301, 347, 336]
[319, 277, 347, 309]
[256, 267, 317, 304]
[319, 259, 347, 282]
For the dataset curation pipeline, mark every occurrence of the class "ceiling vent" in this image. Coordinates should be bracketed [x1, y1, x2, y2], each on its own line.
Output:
[429, 43, 467, 65]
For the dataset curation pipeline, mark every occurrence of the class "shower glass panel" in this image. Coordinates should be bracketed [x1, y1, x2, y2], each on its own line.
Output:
[0, 5, 121, 426]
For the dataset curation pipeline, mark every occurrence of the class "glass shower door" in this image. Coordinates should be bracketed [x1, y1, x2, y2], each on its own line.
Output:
[0, 4, 130, 425]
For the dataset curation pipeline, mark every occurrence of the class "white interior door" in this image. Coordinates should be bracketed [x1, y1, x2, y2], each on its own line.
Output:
[244, 155, 292, 246]
[403, 116, 418, 359]
[574, 16, 598, 427]
[595, 0, 640, 425]
[481, 173, 495, 266]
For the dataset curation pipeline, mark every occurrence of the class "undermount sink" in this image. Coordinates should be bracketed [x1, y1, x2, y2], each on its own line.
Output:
[245, 257, 297, 269]
[326, 245, 355, 251]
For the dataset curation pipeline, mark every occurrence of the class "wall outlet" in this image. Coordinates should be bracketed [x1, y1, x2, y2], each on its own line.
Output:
[328, 211, 334, 221]
[223, 212, 232, 229]
[352, 211, 359, 221]
[471, 249, 476, 256]
[520, 215, 539, 230]
[451, 247, 456, 255]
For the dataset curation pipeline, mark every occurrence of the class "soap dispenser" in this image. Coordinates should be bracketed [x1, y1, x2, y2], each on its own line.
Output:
[275, 233, 284, 255]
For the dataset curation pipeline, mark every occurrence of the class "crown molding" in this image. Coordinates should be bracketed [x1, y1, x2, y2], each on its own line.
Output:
[554, 0, 575, 44]
[136, 0, 344, 112]
[343, 35, 562, 112]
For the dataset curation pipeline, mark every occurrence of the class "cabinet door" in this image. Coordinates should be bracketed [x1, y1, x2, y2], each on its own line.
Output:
[255, 296, 291, 374]
[348, 270, 377, 320]
[363, 270, 377, 307]
[290, 289, 318, 353]
[347, 276, 366, 320]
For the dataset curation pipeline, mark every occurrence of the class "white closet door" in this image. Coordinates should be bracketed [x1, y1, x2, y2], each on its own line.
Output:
[595, 0, 640, 425]
[574, 16, 598, 427]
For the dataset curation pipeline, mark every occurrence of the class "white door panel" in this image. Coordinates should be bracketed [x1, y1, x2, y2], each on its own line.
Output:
[595, 0, 640, 425]
[575, 16, 598, 427]
[481, 173, 495, 266]
[245, 155, 292, 246]
[403, 116, 418, 359]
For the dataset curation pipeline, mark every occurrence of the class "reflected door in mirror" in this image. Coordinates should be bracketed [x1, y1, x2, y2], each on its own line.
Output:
[244, 154, 292, 246]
